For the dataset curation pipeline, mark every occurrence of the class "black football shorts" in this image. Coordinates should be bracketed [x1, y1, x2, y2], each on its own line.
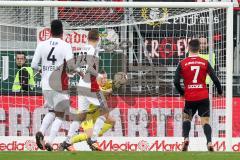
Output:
[183, 98, 210, 117]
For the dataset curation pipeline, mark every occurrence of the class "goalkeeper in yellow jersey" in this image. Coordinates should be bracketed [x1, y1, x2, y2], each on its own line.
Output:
[59, 70, 115, 151]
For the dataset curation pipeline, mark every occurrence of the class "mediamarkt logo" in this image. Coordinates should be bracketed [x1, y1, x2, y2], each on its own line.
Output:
[99, 140, 183, 151]
[0, 141, 25, 151]
[0, 140, 60, 151]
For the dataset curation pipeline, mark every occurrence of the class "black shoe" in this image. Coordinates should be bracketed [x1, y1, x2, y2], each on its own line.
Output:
[181, 140, 189, 151]
[58, 143, 65, 151]
[45, 143, 53, 151]
[35, 132, 45, 150]
[207, 143, 214, 152]
[87, 138, 102, 151]
[58, 141, 75, 151]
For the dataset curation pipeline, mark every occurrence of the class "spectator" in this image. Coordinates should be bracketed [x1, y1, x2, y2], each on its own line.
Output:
[12, 51, 35, 92]
[198, 37, 216, 84]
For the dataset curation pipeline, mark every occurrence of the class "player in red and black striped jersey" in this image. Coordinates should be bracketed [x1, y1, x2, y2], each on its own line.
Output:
[174, 39, 223, 152]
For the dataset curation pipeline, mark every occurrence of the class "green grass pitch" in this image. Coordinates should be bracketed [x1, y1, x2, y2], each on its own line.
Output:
[0, 152, 240, 160]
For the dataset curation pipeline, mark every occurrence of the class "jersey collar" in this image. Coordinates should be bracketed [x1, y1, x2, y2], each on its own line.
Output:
[188, 54, 199, 57]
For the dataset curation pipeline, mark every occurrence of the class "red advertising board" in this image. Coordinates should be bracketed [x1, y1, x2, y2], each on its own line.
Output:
[0, 96, 240, 137]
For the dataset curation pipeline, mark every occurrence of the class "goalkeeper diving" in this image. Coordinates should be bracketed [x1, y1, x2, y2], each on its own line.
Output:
[59, 70, 124, 151]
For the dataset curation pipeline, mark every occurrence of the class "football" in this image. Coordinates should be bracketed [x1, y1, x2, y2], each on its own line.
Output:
[113, 72, 128, 88]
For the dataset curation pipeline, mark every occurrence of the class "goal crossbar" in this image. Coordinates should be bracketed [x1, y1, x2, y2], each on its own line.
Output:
[0, 1, 234, 8]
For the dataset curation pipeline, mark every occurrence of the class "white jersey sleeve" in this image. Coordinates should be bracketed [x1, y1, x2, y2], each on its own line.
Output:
[85, 46, 99, 77]
[64, 44, 74, 72]
[31, 44, 42, 70]
[65, 44, 73, 61]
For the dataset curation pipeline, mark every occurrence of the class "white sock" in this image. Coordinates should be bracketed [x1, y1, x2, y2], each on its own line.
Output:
[39, 112, 55, 135]
[65, 121, 80, 143]
[91, 116, 106, 141]
[47, 117, 63, 144]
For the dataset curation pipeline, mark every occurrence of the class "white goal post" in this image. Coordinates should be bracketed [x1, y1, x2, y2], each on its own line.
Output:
[0, 1, 234, 151]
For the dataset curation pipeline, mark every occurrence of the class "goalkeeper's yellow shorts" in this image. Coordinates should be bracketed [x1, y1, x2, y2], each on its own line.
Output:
[81, 106, 100, 131]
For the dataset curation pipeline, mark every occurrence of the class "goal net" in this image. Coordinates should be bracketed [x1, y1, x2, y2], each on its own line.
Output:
[0, 1, 233, 151]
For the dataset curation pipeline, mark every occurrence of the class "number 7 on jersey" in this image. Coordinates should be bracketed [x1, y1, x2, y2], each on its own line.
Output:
[191, 66, 200, 83]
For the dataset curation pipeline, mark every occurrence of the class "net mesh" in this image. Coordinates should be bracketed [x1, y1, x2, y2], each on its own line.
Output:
[0, 3, 229, 150]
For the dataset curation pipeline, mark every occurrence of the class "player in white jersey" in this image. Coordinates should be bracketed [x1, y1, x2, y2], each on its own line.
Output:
[31, 20, 73, 151]
[67, 29, 109, 151]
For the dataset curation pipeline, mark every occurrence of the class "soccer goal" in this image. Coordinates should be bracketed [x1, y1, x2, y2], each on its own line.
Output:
[0, 1, 233, 151]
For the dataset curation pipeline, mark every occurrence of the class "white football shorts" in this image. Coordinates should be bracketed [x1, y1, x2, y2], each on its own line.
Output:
[43, 90, 70, 112]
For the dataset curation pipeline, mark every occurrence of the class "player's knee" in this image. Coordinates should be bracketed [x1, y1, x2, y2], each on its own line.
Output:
[103, 112, 110, 119]
[182, 113, 192, 122]
[54, 111, 65, 118]
[111, 118, 116, 126]
[85, 129, 93, 138]
[106, 116, 116, 126]
[200, 117, 209, 125]
[69, 113, 78, 121]
[79, 112, 87, 121]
